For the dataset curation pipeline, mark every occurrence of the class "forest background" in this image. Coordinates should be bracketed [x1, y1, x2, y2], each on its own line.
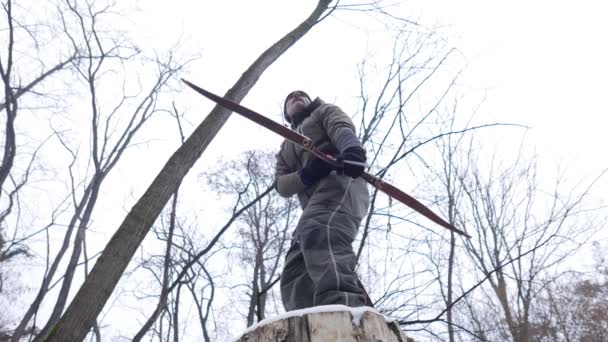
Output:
[1, 0, 607, 341]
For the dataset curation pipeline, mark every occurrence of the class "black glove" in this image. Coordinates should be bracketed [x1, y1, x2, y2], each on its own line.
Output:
[299, 156, 333, 186]
[337, 146, 366, 178]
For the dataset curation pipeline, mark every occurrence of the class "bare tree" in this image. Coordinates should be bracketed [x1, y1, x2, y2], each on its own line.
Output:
[0, 0, 74, 197]
[43, 2, 342, 340]
[354, 27, 463, 268]
[344, 20, 599, 342]
[431, 128, 463, 342]
[343, 25, 598, 342]
[529, 243, 608, 341]
[131, 207, 227, 342]
[131, 193, 179, 342]
[347, 23, 559, 342]
[0, 0, 79, 277]
[375, 138, 604, 341]
[128, 104, 189, 342]
[188, 265, 216, 342]
[204, 150, 298, 327]
[3, 0, 187, 340]
[130, 160, 278, 340]
[348, 28, 466, 331]
[454, 145, 602, 341]
[421, 100, 525, 341]
[126, 108, 281, 340]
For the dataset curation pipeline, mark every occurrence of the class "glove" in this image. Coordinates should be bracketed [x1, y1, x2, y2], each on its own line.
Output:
[299, 156, 333, 186]
[337, 146, 366, 178]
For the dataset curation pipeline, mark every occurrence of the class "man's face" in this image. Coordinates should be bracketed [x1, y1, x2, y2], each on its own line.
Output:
[285, 91, 311, 119]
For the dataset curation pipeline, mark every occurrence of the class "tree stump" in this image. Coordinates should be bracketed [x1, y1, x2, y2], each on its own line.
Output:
[236, 305, 414, 342]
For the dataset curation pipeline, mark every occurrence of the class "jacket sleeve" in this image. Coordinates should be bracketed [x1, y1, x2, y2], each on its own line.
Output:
[317, 104, 363, 152]
[275, 142, 307, 198]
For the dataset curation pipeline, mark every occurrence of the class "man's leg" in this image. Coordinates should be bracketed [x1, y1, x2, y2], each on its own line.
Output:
[280, 240, 315, 311]
[298, 210, 367, 307]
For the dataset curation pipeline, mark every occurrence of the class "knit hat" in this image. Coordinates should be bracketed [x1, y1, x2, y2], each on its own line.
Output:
[283, 90, 312, 124]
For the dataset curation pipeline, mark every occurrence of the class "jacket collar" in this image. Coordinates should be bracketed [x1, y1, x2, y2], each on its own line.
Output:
[290, 97, 323, 129]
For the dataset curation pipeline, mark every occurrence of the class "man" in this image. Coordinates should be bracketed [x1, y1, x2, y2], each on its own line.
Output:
[275, 90, 371, 311]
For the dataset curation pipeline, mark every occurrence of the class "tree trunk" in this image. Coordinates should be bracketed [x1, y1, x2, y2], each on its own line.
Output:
[237, 308, 414, 342]
[247, 263, 261, 327]
[43, 2, 334, 341]
[447, 231, 455, 342]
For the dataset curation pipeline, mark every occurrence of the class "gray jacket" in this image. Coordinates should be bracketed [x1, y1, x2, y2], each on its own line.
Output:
[275, 98, 368, 212]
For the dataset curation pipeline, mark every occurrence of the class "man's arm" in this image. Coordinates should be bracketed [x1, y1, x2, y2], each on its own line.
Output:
[317, 104, 362, 151]
[318, 104, 366, 178]
[275, 142, 307, 198]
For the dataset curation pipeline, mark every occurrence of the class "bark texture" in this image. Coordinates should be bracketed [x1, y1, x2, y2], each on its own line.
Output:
[237, 309, 414, 342]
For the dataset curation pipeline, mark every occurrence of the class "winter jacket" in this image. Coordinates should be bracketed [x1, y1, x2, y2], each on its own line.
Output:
[274, 98, 368, 211]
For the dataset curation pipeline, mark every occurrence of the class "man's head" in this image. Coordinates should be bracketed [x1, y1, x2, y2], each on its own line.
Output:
[283, 90, 312, 124]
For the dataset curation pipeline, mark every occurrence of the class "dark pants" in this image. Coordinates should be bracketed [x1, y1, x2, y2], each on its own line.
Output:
[280, 176, 370, 311]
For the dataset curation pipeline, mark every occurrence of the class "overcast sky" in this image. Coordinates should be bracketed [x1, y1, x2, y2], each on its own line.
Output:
[151, 2, 601, 151]
[417, 0, 607, 166]
[125, 0, 608, 204]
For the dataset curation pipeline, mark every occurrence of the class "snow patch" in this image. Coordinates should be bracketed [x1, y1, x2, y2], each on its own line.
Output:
[239, 305, 380, 337]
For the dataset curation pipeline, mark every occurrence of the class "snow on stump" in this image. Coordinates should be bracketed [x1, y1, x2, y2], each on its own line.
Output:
[236, 305, 414, 342]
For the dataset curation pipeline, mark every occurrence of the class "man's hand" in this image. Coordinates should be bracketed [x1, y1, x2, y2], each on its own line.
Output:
[338, 146, 366, 178]
[299, 156, 333, 186]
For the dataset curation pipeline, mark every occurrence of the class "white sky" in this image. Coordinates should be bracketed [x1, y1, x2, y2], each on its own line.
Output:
[417, 0, 608, 167]
[128, 0, 608, 178]
[127, 0, 608, 222]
